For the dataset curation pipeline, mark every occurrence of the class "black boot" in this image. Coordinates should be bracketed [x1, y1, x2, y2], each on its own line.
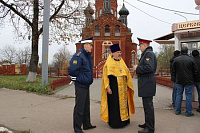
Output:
[83, 125, 96, 130]
[138, 123, 146, 128]
[138, 128, 154, 133]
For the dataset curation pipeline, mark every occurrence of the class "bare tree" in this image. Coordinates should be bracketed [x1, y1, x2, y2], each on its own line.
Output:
[52, 44, 72, 68]
[0, 45, 16, 63]
[0, 0, 89, 82]
[15, 46, 31, 65]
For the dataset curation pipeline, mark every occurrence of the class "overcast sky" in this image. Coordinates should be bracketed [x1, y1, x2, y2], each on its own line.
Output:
[0, 0, 199, 63]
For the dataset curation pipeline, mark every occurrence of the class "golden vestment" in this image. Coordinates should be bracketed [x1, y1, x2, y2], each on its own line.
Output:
[101, 55, 135, 122]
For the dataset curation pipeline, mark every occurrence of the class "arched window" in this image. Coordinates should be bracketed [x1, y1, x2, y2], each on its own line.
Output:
[105, 47, 110, 58]
[100, 9, 102, 16]
[96, 11, 98, 19]
[95, 25, 100, 36]
[121, 17, 127, 26]
[102, 41, 113, 59]
[104, 0, 110, 12]
[114, 11, 117, 17]
[131, 51, 136, 66]
[105, 25, 110, 36]
[111, 9, 113, 14]
[115, 25, 120, 36]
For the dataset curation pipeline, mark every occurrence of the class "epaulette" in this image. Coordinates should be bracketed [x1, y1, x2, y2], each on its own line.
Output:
[76, 51, 82, 57]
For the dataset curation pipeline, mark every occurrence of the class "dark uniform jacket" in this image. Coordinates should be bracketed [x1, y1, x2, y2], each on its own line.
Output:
[172, 54, 199, 85]
[136, 46, 157, 97]
[170, 56, 179, 82]
[68, 48, 93, 88]
[193, 56, 200, 82]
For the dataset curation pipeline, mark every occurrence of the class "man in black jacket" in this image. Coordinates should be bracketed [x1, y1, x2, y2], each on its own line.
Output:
[170, 50, 180, 108]
[192, 50, 200, 113]
[68, 37, 96, 133]
[172, 47, 198, 117]
[133, 38, 157, 133]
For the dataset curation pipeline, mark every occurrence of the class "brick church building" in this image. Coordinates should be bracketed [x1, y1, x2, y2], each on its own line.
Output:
[76, 0, 137, 72]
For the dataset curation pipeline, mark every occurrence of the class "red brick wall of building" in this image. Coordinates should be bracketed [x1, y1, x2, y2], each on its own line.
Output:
[75, 0, 137, 68]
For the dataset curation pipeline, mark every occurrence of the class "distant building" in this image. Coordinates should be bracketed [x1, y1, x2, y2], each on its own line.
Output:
[154, 20, 200, 55]
[154, 19, 200, 106]
[76, 0, 137, 68]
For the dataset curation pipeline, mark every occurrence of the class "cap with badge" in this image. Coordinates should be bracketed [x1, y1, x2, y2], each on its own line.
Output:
[110, 43, 121, 53]
[137, 37, 152, 46]
[80, 36, 93, 44]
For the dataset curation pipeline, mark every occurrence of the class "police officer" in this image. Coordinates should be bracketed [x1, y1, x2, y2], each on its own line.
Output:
[133, 38, 157, 133]
[68, 37, 96, 133]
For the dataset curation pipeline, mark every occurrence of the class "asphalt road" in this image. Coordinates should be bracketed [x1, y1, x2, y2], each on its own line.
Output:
[0, 78, 200, 133]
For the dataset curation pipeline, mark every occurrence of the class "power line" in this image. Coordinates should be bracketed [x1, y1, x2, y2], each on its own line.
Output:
[136, 0, 199, 15]
[174, 13, 188, 21]
[125, 1, 172, 25]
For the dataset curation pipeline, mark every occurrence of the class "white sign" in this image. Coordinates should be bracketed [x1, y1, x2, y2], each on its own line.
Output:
[178, 20, 200, 30]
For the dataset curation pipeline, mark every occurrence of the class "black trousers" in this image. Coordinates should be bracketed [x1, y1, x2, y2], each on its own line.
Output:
[142, 97, 155, 132]
[73, 86, 91, 132]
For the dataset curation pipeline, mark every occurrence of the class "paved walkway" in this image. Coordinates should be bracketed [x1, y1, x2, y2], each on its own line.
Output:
[0, 78, 200, 133]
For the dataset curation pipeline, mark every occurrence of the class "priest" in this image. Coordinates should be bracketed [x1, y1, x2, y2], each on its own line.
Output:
[101, 43, 135, 128]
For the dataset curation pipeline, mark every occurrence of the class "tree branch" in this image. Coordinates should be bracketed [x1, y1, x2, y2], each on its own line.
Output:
[0, 0, 32, 26]
[38, 0, 65, 35]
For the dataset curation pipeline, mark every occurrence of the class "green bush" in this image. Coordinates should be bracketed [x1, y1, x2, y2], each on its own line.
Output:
[0, 75, 58, 95]
[35, 85, 51, 94]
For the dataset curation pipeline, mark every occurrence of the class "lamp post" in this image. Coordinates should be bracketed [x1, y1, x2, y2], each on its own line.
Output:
[174, 12, 188, 22]
[42, 0, 50, 85]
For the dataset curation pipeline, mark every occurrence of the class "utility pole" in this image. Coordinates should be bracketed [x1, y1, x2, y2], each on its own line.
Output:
[42, 0, 50, 85]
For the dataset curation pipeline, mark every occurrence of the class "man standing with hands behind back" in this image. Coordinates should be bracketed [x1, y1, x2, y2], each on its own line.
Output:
[68, 37, 96, 133]
[133, 38, 157, 133]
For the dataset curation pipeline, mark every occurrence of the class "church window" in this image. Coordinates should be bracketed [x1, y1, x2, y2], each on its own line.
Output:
[131, 52, 136, 66]
[102, 41, 112, 59]
[95, 25, 100, 36]
[105, 25, 110, 36]
[104, 0, 109, 10]
[96, 11, 98, 19]
[115, 25, 120, 36]
[105, 47, 110, 58]
[100, 9, 102, 16]
[111, 9, 113, 14]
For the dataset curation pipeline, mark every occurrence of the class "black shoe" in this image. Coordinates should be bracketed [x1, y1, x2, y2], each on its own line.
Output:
[175, 113, 180, 115]
[138, 123, 146, 128]
[74, 131, 84, 133]
[83, 125, 96, 130]
[185, 113, 194, 117]
[196, 108, 200, 113]
[138, 128, 154, 133]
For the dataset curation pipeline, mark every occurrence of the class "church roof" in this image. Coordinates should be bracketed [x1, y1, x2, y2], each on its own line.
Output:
[119, 4, 129, 16]
[84, 3, 94, 15]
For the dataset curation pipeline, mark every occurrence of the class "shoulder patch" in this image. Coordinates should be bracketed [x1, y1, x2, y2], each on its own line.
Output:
[73, 60, 77, 64]
[76, 51, 82, 57]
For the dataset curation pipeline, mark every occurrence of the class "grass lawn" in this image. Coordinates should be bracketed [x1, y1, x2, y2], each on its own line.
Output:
[0, 75, 59, 94]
